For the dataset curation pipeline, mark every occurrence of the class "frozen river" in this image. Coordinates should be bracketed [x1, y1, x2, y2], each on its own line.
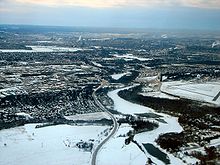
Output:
[97, 86, 197, 165]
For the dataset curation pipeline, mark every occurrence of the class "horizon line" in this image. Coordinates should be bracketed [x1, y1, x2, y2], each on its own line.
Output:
[1, 23, 220, 33]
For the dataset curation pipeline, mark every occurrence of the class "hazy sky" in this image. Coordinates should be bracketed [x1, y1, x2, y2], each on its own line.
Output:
[0, 0, 220, 30]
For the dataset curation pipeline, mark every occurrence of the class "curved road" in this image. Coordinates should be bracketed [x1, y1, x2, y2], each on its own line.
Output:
[91, 86, 119, 165]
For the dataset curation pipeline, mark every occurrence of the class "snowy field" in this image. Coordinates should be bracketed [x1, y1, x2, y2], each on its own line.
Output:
[113, 54, 151, 61]
[64, 112, 111, 121]
[0, 86, 27, 98]
[98, 87, 197, 165]
[0, 46, 83, 53]
[161, 81, 220, 106]
[137, 75, 158, 82]
[111, 72, 130, 80]
[139, 91, 179, 100]
[98, 124, 148, 165]
[0, 124, 109, 165]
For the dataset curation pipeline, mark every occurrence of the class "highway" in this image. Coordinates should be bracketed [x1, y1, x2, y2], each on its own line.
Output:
[91, 85, 119, 165]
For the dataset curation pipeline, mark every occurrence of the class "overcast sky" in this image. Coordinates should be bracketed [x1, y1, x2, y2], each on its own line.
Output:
[0, 0, 220, 30]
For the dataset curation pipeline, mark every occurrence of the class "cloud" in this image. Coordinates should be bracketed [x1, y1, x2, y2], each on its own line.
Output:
[14, 0, 123, 8]
[10, 0, 220, 9]
[179, 0, 220, 9]
[0, 8, 12, 12]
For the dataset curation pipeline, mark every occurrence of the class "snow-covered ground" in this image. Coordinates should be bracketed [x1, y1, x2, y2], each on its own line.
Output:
[0, 46, 83, 53]
[36, 41, 53, 43]
[97, 86, 197, 165]
[111, 72, 130, 80]
[98, 124, 147, 165]
[161, 81, 220, 106]
[0, 86, 27, 98]
[64, 112, 111, 121]
[113, 54, 151, 61]
[0, 124, 109, 165]
[139, 91, 179, 100]
[92, 62, 103, 68]
[137, 75, 158, 82]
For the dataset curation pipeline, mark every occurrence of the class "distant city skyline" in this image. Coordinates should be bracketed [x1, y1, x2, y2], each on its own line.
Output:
[0, 0, 220, 30]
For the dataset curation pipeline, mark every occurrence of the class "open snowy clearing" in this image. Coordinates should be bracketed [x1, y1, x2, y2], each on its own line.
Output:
[99, 87, 197, 165]
[98, 124, 148, 165]
[113, 54, 151, 61]
[0, 124, 109, 165]
[0, 86, 27, 98]
[0, 46, 84, 53]
[139, 91, 179, 100]
[111, 72, 130, 80]
[137, 75, 158, 82]
[64, 112, 111, 121]
[161, 81, 220, 106]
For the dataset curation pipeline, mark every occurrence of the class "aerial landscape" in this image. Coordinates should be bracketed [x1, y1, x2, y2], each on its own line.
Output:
[0, 0, 220, 165]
